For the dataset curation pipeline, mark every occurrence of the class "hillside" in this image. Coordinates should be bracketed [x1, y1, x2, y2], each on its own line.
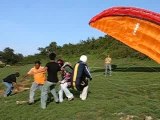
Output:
[21, 35, 149, 65]
[0, 57, 160, 119]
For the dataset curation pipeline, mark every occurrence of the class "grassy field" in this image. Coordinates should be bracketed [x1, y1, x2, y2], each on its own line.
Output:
[0, 56, 160, 120]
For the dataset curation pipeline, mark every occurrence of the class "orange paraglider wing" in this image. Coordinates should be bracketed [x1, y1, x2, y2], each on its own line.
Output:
[89, 7, 160, 63]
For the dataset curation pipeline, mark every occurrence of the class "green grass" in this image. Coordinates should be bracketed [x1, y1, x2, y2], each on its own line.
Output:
[0, 57, 160, 120]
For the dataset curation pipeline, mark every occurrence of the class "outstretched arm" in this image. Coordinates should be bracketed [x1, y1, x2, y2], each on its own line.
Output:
[22, 68, 34, 81]
[21, 73, 32, 82]
[84, 65, 92, 80]
[13, 82, 20, 92]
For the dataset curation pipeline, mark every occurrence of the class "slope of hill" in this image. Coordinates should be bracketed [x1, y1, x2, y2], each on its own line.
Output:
[0, 57, 160, 120]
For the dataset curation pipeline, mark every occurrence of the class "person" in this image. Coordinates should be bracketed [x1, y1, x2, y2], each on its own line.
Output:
[72, 55, 92, 100]
[58, 61, 74, 102]
[41, 53, 61, 109]
[23, 61, 46, 104]
[104, 55, 112, 76]
[57, 59, 65, 79]
[2, 72, 20, 97]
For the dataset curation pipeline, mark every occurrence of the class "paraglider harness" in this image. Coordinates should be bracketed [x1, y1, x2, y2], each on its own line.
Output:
[72, 62, 92, 91]
[60, 64, 73, 87]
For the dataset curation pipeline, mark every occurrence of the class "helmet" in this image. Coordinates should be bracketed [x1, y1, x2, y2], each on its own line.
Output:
[57, 59, 64, 67]
[80, 55, 87, 63]
[63, 62, 71, 67]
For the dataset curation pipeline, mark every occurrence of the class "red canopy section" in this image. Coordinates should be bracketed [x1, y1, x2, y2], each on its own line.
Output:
[89, 7, 160, 25]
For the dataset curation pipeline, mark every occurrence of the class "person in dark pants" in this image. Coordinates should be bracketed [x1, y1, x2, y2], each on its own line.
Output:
[72, 55, 92, 100]
[41, 53, 61, 109]
[2, 72, 20, 97]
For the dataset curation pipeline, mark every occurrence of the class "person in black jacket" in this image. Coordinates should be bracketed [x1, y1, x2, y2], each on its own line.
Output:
[72, 55, 92, 100]
[2, 72, 20, 97]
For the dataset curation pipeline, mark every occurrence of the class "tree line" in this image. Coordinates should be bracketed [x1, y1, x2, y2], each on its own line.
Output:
[0, 47, 23, 65]
[0, 35, 148, 65]
[38, 35, 148, 60]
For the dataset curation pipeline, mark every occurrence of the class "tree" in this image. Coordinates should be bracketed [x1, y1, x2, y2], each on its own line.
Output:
[1, 47, 24, 64]
[38, 41, 58, 55]
[38, 47, 46, 55]
[2, 47, 15, 64]
[47, 42, 57, 53]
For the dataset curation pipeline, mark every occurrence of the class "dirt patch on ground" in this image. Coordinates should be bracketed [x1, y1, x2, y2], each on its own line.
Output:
[0, 80, 31, 95]
[113, 112, 153, 120]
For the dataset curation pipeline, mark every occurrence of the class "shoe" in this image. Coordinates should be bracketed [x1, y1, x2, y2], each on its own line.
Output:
[68, 97, 74, 101]
[3, 95, 7, 97]
[56, 101, 59, 104]
[81, 98, 87, 101]
[41, 106, 46, 109]
[80, 94, 82, 99]
[59, 100, 63, 103]
[28, 101, 34, 105]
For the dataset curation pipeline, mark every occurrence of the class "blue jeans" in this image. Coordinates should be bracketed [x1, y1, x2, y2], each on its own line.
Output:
[3, 82, 13, 96]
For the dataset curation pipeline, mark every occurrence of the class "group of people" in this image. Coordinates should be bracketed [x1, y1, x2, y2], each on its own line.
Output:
[2, 53, 92, 109]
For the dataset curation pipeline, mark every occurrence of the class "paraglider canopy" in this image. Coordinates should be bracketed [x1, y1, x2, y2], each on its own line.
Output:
[89, 7, 160, 63]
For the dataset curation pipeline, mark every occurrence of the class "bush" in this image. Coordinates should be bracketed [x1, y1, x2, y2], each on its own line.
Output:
[0, 64, 5, 68]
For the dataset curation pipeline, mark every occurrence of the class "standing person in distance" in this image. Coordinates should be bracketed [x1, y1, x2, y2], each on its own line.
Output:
[104, 55, 112, 76]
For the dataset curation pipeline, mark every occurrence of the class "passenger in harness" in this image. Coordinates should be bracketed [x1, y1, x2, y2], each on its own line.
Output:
[57, 60, 74, 102]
